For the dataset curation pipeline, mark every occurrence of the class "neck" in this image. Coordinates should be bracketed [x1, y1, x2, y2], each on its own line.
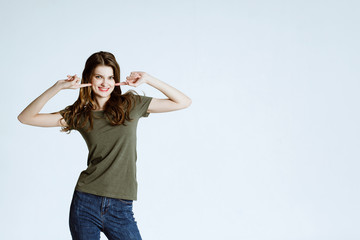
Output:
[95, 96, 109, 110]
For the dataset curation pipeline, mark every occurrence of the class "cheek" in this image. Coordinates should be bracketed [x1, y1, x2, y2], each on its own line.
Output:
[110, 81, 116, 88]
[91, 79, 97, 86]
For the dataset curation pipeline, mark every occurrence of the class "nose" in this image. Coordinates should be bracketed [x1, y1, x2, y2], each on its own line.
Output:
[100, 79, 108, 86]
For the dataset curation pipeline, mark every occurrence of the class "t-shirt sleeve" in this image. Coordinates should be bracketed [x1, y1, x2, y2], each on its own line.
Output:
[135, 95, 153, 118]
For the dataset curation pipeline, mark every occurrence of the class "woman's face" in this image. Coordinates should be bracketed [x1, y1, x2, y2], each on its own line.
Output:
[91, 65, 116, 100]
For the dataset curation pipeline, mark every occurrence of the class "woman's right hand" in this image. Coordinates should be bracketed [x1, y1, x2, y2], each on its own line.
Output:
[57, 74, 92, 90]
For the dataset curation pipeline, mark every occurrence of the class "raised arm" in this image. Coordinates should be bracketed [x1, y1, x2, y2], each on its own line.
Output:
[120, 72, 192, 113]
[17, 74, 91, 127]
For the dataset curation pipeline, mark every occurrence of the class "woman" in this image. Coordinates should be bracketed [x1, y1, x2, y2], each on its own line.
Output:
[17, 51, 192, 240]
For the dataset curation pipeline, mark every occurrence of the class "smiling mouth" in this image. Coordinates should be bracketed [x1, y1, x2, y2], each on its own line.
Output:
[98, 87, 109, 92]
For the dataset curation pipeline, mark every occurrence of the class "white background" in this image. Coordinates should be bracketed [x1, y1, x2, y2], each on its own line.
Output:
[1, 0, 359, 239]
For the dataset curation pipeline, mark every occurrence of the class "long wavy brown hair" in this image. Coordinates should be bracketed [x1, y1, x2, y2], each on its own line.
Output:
[58, 51, 145, 134]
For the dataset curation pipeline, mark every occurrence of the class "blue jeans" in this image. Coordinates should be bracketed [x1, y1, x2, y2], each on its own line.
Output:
[69, 190, 142, 240]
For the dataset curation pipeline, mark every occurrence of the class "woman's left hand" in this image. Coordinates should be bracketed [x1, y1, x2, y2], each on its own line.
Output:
[116, 71, 150, 87]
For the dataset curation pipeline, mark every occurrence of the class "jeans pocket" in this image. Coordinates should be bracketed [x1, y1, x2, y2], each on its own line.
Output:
[74, 190, 97, 204]
[118, 199, 133, 205]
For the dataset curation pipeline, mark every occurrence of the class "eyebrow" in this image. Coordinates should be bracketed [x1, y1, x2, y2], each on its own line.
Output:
[94, 73, 114, 77]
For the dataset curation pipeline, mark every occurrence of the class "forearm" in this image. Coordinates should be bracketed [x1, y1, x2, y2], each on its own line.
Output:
[145, 76, 192, 106]
[18, 82, 63, 121]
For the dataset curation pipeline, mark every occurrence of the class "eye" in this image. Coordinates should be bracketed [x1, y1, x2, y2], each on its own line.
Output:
[95, 76, 101, 79]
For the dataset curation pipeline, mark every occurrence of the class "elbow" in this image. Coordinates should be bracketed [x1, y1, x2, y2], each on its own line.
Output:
[186, 98, 192, 108]
[182, 98, 192, 109]
[169, 98, 192, 111]
[17, 114, 28, 125]
[17, 114, 24, 124]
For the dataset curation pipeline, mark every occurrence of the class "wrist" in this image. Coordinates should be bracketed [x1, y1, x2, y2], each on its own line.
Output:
[145, 75, 158, 85]
[54, 81, 64, 91]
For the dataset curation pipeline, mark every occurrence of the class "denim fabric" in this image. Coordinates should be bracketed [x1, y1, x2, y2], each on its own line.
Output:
[69, 190, 142, 240]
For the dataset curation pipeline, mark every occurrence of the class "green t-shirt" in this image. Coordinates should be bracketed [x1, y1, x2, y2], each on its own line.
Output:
[61, 95, 153, 200]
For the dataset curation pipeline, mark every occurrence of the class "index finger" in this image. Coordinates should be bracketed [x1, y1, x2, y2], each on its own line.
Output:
[115, 82, 128, 86]
[79, 83, 92, 88]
